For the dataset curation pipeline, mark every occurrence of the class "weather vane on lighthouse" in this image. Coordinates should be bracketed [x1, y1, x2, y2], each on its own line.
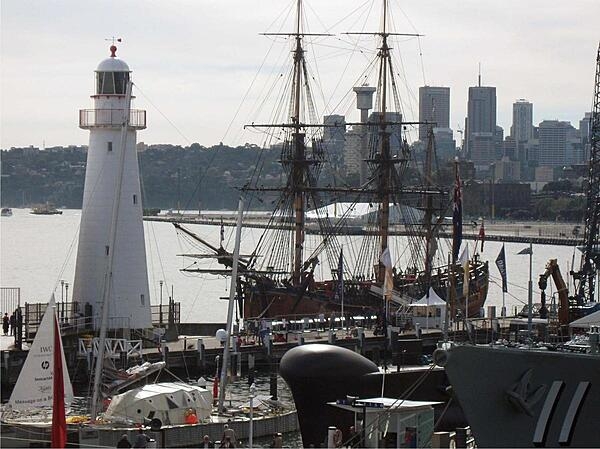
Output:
[104, 37, 123, 57]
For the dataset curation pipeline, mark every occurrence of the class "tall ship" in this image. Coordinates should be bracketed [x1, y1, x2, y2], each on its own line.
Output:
[176, 0, 488, 322]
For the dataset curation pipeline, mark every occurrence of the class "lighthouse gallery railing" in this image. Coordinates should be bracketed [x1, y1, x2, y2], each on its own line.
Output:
[79, 108, 146, 129]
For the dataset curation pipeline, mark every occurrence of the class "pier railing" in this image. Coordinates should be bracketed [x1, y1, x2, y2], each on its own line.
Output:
[77, 337, 143, 359]
[23, 301, 180, 340]
[1, 287, 20, 315]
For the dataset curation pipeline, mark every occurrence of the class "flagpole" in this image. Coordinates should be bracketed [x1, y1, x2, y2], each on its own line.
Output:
[443, 252, 451, 341]
[502, 243, 506, 317]
[527, 242, 533, 338]
[340, 247, 344, 332]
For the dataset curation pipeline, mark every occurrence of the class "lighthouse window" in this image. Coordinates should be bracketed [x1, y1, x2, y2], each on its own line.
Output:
[113, 72, 128, 94]
[96, 71, 129, 95]
[140, 294, 145, 305]
[107, 142, 113, 152]
[97, 72, 114, 94]
[133, 194, 137, 204]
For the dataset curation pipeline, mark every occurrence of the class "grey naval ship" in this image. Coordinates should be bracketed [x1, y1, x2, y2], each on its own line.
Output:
[437, 341, 600, 448]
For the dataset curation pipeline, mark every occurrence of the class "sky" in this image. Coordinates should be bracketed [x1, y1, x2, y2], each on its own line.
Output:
[1, 0, 599, 149]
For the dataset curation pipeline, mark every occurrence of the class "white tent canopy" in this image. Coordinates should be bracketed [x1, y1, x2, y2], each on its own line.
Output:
[569, 309, 600, 328]
[409, 288, 447, 307]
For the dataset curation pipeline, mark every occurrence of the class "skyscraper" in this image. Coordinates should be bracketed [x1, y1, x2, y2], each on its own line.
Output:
[418, 86, 450, 141]
[323, 114, 346, 172]
[512, 99, 533, 161]
[538, 120, 581, 166]
[466, 83, 497, 166]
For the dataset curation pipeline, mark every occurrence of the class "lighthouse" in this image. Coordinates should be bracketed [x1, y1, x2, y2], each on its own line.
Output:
[72, 45, 151, 330]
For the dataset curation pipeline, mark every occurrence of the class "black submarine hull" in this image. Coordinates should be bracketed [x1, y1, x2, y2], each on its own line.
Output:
[280, 344, 465, 447]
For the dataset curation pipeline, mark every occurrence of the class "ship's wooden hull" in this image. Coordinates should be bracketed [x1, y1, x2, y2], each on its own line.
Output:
[243, 260, 489, 319]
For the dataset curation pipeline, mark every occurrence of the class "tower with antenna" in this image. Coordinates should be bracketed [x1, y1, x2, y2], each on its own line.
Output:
[465, 63, 497, 166]
[72, 44, 151, 330]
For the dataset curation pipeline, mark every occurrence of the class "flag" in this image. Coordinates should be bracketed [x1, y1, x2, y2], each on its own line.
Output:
[458, 246, 470, 297]
[335, 248, 344, 301]
[495, 244, 508, 293]
[452, 171, 462, 262]
[517, 245, 532, 255]
[479, 219, 485, 252]
[220, 219, 225, 247]
[212, 377, 219, 403]
[51, 313, 67, 448]
[379, 248, 393, 299]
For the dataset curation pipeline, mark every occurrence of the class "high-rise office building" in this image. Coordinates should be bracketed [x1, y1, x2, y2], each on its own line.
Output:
[580, 112, 592, 161]
[323, 114, 346, 172]
[432, 128, 456, 161]
[466, 83, 496, 165]
[418, 86, 450, 141]
[538, 120, 582, 167]
[512, 99, 533, 161]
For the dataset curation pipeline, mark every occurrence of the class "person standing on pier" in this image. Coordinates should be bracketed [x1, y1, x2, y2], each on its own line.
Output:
[132, 428, 150, 448]
[269, 432, 283, 448]
[200, 435, 214, 448]
[117, 434, 132, 448]
[9, 313, 15, 336]
[221, 424, 237, 447]
[2, 313, 9, 335]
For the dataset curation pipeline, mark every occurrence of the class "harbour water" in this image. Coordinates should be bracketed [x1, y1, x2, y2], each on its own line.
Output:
[1, 208, 583, 323]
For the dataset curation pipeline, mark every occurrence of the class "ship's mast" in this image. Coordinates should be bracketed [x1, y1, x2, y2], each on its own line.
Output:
[349, 0, 421, 281]
[423, 126, 435, 282]
[248, 0, 331, 286]
[291, 0, 306, 285]
[377, 0, 391, 282]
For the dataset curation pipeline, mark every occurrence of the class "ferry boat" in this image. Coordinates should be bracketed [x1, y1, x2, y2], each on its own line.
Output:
[30, 203, 62, 215]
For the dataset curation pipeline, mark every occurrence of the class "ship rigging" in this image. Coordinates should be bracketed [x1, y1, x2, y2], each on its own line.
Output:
[175, 0, 489, 323]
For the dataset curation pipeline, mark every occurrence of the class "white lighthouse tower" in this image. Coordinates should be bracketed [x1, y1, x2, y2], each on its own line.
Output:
[72, 45, 151, 330]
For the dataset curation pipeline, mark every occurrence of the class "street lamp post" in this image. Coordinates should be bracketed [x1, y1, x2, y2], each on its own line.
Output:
[159, 280, 164, 326]
[249, 382, 256, 449]
[64, 282, 69, 324]
[518, 243, 534, 339]
[61, 279, 65, 321]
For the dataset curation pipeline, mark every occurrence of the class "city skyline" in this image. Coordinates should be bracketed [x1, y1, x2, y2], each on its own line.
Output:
[1, 0, 599, 149]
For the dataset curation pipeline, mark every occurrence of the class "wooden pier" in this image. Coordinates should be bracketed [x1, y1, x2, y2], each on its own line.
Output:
[146, 215, 584, 247]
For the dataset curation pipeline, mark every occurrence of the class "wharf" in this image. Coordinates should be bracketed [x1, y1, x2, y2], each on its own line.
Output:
[135, 327, 445, 372]
[145, 215, 584, 247]
[1, 325, 448, 398]
[1, 315, 547, 399]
